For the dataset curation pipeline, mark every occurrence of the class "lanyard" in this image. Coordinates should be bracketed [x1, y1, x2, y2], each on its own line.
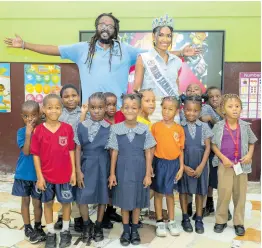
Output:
[225, 120, 240, 163]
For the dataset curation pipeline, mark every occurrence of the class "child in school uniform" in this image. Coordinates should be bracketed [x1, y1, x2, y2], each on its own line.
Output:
[54, 84, 83, 232]
[181, 83, 218, 125]
[151, 96, 184, 237]
[12, 100, 46, 244]
[135, 89, 170, 221]
[100, 92, 123, 229]
[104, 92, 126, 125]
[108, 93, 156, 246]
[181, 83, 219, 218]
[135, 88, 156, 130]
[212, 94, 257, 236]
[31, 94, 76, 248]
[75, 92, 111, 243]
[178, 95, 213, 234]
[204, 86, 224, 216]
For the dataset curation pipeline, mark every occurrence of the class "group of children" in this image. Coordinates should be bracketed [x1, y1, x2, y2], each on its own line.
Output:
[12, 83, 257, 248]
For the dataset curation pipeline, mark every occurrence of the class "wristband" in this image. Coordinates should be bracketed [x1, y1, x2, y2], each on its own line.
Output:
[22, 41, 25, 50]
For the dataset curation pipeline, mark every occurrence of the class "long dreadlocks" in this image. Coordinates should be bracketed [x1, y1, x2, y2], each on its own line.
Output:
[86, 13, 123, 72]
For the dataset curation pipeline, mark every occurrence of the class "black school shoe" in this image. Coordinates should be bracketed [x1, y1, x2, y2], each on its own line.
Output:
[54, 215, 63, 230]
[195, 217, 204, 234]
[101, 212, 114, 229]
[234, 225, 245, 236]
[25, 226, 41, 244]
[120, 231, 131, 246]
[108, 208, 122, 222]
[214, 223, 227, 233]
[59, 230, 72, 248]
[94, 223, 104, 242]
[181, 218, 193, 233]
[34, 225, 46, 241]
[131, 230, 141, 245]
[74, 217, 84, 232]
[45, 233, 56, 248]
[81, 221, 94, 243]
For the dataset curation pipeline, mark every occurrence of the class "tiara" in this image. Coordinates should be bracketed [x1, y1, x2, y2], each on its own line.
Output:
[152, 14, 174, 30]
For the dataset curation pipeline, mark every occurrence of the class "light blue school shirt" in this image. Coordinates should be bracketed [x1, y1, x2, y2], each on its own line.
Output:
[141, 48, 182, 97]
[59, 41, 145, 109]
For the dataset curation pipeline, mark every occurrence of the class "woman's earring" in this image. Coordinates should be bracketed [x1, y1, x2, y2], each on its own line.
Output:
[153, 40, 156, 46]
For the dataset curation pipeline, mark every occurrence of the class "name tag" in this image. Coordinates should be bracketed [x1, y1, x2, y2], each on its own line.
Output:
[233, 162, 243, 176]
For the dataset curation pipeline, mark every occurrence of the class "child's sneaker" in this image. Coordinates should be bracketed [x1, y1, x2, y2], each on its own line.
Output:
[156, 222, 167, 237]
[167, 220, 180, 236]
[25, 226, 40, 244]
[34, 225, 46, 241]
[45, 233, 56, 248]
[59, 230, 72, 248]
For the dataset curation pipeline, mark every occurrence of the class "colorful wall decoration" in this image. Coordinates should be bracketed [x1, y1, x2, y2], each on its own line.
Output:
[80, 31, 225, 93]
[24, 64, 61, 105]
[239, 72, 261, 119]
[0, 63, 11, 113]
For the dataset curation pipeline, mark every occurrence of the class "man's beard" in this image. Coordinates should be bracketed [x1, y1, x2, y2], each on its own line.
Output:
[96, 29, 114, 44]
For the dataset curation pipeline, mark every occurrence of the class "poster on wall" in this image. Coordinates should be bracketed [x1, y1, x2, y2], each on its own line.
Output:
[239, 72, 261, 119]
[0, 63, 11, 113]
[80, 30, 225, 93]
[24, 64, 61, 105]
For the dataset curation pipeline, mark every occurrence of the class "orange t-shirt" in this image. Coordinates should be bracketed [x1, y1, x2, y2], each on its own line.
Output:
[151, 121, 185, 160]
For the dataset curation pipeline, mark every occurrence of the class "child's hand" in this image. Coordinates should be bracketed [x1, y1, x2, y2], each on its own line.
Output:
[222, 157, 233, 168]
[70, 173, 76, 186]
[240, 154, 252, 165]
[184, 165, 195, 177]
[175, 168, 184, 181]
[108, 174, 117, 189]
[143, 175, 152, 188]
[25, 120, 34, 136]
[194, 166, 204, 178]
[200, 115, 212, 123]
[37, 178, 46, 191]
[76, 171, 85, 189]
[81, 103, 89, 114]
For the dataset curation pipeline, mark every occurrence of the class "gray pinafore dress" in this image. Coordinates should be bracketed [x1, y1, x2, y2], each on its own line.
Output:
[177, 124, 208, 195]
[76, 123, 110, 204]
[113, 133, 150, 211]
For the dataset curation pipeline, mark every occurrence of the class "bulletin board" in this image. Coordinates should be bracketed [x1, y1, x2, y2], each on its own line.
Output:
[239, 72, 261, 119]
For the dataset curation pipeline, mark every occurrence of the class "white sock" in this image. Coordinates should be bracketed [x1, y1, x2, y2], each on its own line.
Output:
[46, 223, 55, 234]
[62, 221, 70, 231]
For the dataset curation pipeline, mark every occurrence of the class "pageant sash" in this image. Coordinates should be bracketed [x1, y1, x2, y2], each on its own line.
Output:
[141, 52, 178, 97]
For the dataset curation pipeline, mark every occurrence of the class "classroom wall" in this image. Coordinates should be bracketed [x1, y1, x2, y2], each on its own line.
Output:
[0, 1, 260, 62]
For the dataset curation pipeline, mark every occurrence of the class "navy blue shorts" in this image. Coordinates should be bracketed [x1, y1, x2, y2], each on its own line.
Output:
[152, 157, 180, 195]
[12, 179, 41, 200]
[41, 182, 74, 203]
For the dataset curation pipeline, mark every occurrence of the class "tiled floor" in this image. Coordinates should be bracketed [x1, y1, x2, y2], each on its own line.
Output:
[0, 173, 260, 248]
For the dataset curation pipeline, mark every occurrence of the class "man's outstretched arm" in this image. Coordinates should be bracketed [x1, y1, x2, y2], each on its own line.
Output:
[4, 34, 60, 56]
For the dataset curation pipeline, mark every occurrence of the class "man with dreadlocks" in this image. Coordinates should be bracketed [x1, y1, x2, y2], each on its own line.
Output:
[4, 13, 198, 110]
